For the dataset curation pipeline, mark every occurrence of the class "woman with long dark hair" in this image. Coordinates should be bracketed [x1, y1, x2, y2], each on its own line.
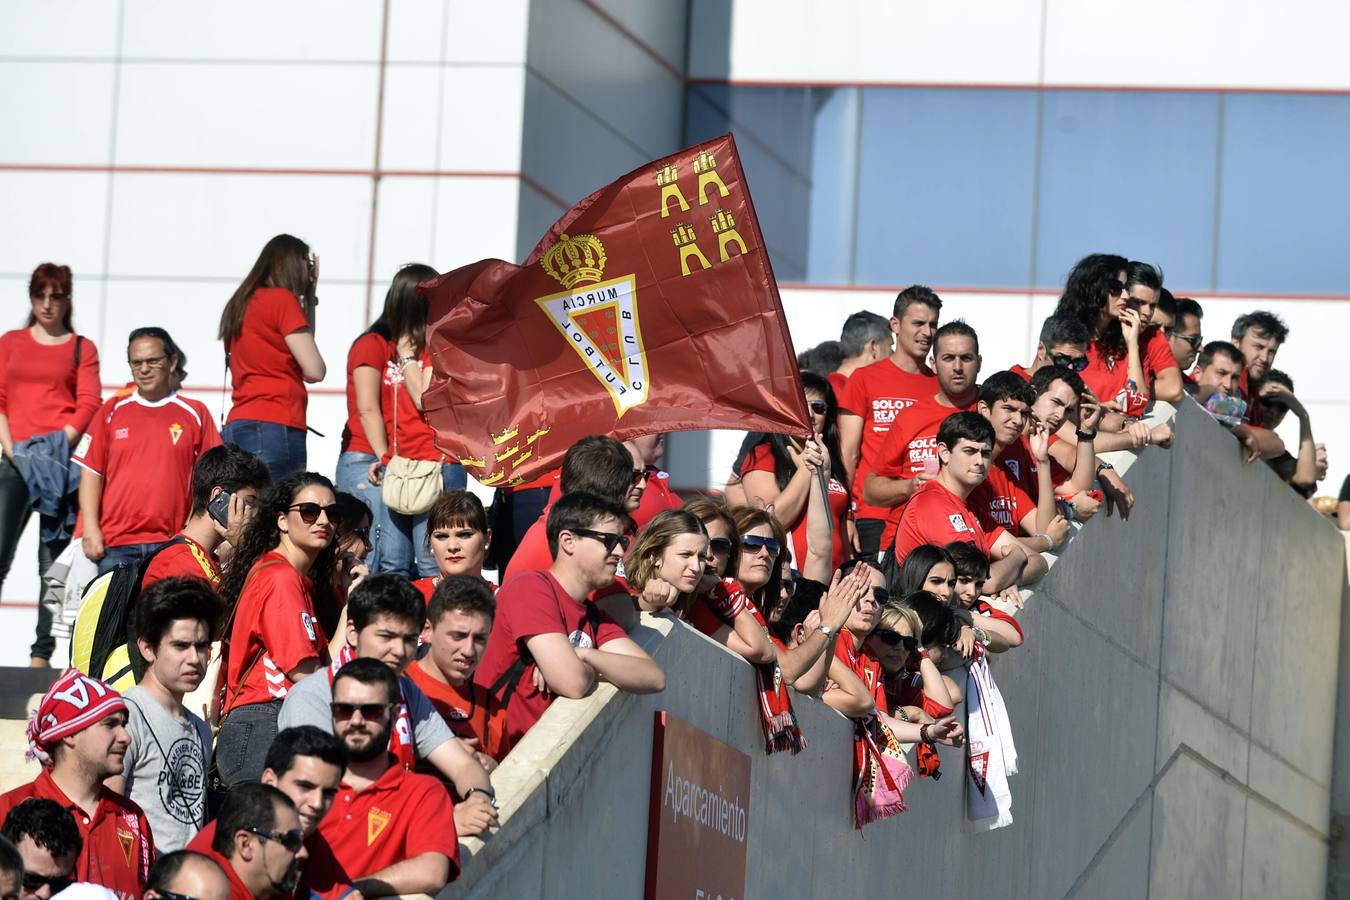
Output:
[218, 234, 326, 478]
[215, 472, 339, 785]
[365, 263, 469, 578]
[0, 263, 101, 666]
[732, 371, 852, 569]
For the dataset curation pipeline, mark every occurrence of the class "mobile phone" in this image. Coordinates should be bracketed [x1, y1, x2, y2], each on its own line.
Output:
[208, 490, 232, 528]
[1123, 297, 1142, 312]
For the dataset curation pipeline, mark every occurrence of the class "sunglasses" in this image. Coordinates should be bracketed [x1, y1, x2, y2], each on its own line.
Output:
[33, 292, 71, 302]
[807, 400, 828, 415]
[330, 701, 391, 721]
[1107, 280, 1127, 297]
[1051, 353, 1089, 373]
[872, 629, 919, 652]
[289, 502, 340, 525]
[630, 469, 651, 487]
[1166, 329, 1203, 349]
[351, 526, 371, 543]
[571, 528, 631, 553]
[740, 534, 780, 556]
[247, 827, 306, 854]
[708, 537, 734, 555]
[871, 587, 889, 605]
[23, 873, 72, 895]
[153, 890, 201, 900]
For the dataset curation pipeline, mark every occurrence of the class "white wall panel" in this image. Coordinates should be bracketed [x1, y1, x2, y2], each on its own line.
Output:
[0, 172, 111, 278]
[429, 176, 521, 268]
[0, 62, 116, 165]
[443, 0, 530, 66]
[435, 65, 526, 172]
[120, 1, 381, 62]
[113, 63, 378, 170]
[0, 1, 120, 58]
[379, 65, 444, 172]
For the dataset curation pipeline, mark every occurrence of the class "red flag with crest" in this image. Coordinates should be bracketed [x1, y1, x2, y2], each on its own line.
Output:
[419, 133, 810, 487]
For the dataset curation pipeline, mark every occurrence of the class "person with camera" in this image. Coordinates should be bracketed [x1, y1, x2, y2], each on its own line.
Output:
[218, 234, 327, 480]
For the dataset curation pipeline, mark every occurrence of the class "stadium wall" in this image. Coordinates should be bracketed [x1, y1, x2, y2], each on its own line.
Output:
[444, 398, 1348, 899]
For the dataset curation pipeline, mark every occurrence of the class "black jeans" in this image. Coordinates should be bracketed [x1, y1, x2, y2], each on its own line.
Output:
[0, 457, 69, 660]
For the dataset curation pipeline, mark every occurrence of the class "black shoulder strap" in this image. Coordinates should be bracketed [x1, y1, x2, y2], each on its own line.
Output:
[73, 335, 83, 367]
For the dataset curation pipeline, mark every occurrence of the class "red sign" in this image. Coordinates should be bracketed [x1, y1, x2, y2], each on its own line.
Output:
[419, 133, 810, 487]
[644, 711, 751, 900]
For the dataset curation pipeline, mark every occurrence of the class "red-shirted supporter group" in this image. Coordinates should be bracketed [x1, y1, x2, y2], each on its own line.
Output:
[0, 243, 1337, 899]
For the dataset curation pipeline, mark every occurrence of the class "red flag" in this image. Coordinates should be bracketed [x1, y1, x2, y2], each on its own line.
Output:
[420, 133, 810, 487]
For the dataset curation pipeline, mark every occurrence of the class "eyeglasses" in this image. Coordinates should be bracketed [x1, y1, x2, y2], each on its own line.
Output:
[33, 292, 70, 303]
[740, 534, 780, 556]
[807, 400, 828, 416]
[1107, 280, 1127, 297]
[872, 629, 919, 652]
[630, 468, 651, 487]
[127, 355, 169, 370]
[1166, 329, 1203, 349]
[246, 827, 305, 854]
[289, 503, 340, 524]
[330, 701, 391, 721]
[1050, 353, 1089, 373]
[571, 528, 630, 553]
[22, 872, 73, 895]
[708, 537, 734, 555]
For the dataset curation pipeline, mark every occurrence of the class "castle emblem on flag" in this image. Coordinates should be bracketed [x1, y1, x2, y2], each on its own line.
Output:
[537, 234, 650, 415]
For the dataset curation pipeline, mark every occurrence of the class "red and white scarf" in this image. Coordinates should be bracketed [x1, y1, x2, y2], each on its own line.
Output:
[711, 579, 806, 755]
[964, 647, 1017, 831]
[328, 645, 416, 771]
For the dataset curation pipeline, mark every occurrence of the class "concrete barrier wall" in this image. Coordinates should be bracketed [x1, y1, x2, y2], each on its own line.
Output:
[443, 397, 1347, 900]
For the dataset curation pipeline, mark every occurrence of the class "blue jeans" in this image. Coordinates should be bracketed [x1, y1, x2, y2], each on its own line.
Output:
[335, 450, 385, 558]
[222, 420, 307, 481]
[97, 541, 168, 577]
[370, 462, 466, 578]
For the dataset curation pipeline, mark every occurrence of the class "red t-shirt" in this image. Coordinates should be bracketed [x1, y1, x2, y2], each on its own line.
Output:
[826, 370, 849, 398]
[0, 330, 101, 443]
[73, 392, 222, 546]
[502, 516, 551, 584]
[1237, 368, 1266, 428]
[307, 763, 460, 898]
[141, 535, 220, 589]
[190, 822, 343, 900]
[407, 663, 509, 762]
[998, 435, 1070, 502]
[973, 598, 1025, 643]
[0, 770, 153, 900]
[383, 347, 444, 462]
[1080, 328, 1177, 417]
[473, 570, 626, 749]
[341, 332, 390, 456]
[737, 442, 849, 569]
[838, 359, 937, 521]
[968, 461, 1036, 537]
[226, 287, 310, 429]
[893, 480, 1005, 563]
[224, 552, 328, 712]
[870, 397, 974, 549]
[1009, 364, 1032, 383]
[632, 467, 683, 531]
[834, 632, 885, 711]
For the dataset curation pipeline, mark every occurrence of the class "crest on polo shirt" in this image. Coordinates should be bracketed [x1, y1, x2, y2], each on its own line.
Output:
[114, 428, 129, 440]
[948, 514, 971, 533]
[536, 234, 650, 416]
[168, 422, 183, 445]
[117, 827, 136, 866]
[367, 807, 392, 845]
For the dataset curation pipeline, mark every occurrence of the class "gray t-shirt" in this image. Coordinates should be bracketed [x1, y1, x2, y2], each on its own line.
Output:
[121, 685, 212, 853]
[277, 668, 453, 759]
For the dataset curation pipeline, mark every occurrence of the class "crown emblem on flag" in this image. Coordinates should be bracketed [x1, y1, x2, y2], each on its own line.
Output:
[542, 233, 607, 289]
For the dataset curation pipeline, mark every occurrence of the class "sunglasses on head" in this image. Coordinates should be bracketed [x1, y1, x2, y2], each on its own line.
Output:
[330, 701, 391, 721]
[808, 399, 828, 415]
[572, 528, 631, 553]
[708, 537, 734, 555]
[289, 502, 340, 525]
[872, 629, 919, 652]
[1051, 353, 1089, 373]
[247, 827, 305, 854]
[740, 534, 780, 556]
[23, 872, 72, 895]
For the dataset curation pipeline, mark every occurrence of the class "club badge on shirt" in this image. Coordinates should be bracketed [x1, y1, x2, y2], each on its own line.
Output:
[117, 827, 136, 866]
[301, 611, 317, 642]
[168, 423, 183, 445]
[948, 514, 971, 533]
[114, 428, 129, 440]
[367, 808, 391, 845]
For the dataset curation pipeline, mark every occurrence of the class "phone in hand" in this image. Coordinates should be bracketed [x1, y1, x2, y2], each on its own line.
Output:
[208, 490, 232, 528]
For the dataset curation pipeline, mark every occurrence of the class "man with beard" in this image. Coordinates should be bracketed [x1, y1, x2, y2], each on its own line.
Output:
[209, 784, 306, 899]
[0, 671, 153, 899]
[304, 659, 460, 899]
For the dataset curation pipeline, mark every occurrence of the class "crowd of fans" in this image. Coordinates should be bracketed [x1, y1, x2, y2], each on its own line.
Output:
[0, 242, 1339, 898]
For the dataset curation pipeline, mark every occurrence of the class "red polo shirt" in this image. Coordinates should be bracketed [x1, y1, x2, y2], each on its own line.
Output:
[838, 358, 937, 521]
[190, 821, 343, 900]
[0, 770, 153, 900]
[306, 762, 459, 899]
[893, 480, 1005, 563]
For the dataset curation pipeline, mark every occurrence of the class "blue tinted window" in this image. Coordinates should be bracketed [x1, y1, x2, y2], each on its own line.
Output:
[853, 88, 1038, 288]
[1216, 93, 1350, 294]
[1035, 91, 1220, 291]
[805, 88, 860, 284]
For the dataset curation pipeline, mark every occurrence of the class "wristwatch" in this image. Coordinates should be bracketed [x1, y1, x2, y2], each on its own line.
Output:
[1076, 428, 1097, 441]
[1096, 461, 1114, 474]
[466, 787, 498, 809]
[817, 624, 833, 637]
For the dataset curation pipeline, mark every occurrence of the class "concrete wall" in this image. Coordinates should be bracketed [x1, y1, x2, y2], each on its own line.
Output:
[444, 397, 1348, 899]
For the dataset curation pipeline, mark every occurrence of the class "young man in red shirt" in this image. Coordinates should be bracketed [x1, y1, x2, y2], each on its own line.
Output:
[1230, 309, 1288, 429]
[477, 492, 665, 750]
[408, 575, 508, 765]
[0, 670, 154, 900]
[627, 434, 683, 530]
[503, 435, 646, 583]
[1, 798, 82, 900]
[1011, 315, 1091, 383]
[142, 443, 271, 589]
[208, 783, 307, 900]
[75, 327, 221, 576]
[893, 412, 1030, 592]
[1152, 293, 1205, 374]
[839, 285, 941, 557]
[863, 319, 982, 552]
[305, 659, 460, 899]
[830, 310, 893, 397]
